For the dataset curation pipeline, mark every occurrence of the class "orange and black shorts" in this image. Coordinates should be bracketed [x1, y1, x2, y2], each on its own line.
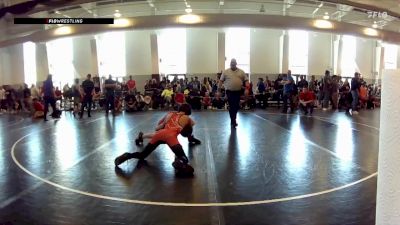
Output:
[149, 128, 180, 147]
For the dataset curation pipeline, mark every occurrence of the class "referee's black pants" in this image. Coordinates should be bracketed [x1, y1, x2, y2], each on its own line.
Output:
[226, 90, 241, 125]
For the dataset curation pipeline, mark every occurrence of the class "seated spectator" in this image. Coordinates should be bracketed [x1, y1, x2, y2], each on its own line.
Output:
[174, 92, 185, 108]
[212, 92, 225, 109]
[135, 92, 146, 111]
[359, 83, 368, 109]
[114, 96, 123, 113]
[143, 95, 153, 110]
[202, 92, 212, 109]
[32, 98, 44, 119]
[125, 92, 138, 112]
[188, 89, 201, 110]
[55, 87, 62, 101]
[299, 86, 316, 116]
[161, 85, 174, 108]
[183, 88, 190, 96]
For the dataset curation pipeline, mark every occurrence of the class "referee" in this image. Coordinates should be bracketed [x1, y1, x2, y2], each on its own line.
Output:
[219, 58, 248, 128]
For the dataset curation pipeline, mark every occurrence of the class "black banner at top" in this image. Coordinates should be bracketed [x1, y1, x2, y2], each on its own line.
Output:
[14, 18, 114, 24]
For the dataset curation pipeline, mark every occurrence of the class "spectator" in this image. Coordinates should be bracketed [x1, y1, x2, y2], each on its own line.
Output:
[212, 92, 225, 109]
[281, 71, 295, 113]
[351, 72, 361, 115]
[322, 70, 332, 110]
[297, 75, 308, 89]
[71, 78, 82, 117]
[125, 91, 138, 112]
[135, 92, 146, 111]
[104, 75, 117, 116]
[359, 83, 368, 109]
[202, 92, 211, 109]
[161, 85, 174, 108]
[32, 98, 45, 119]
[299, 86, 316, 116]
[23, 83, 32, 112]
[80, 74, 95, 118]
[127, 75, 136, 94]
[42, 74, 58, 121]
[174, 91, 185, 109]
[331, 75, 339, 110]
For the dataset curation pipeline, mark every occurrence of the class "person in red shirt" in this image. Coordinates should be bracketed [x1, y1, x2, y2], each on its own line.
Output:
[174, 91, 185, 108]
[126, 75, 136, 93]
[32, 98, 44, 118]
[299, 86, 316, 116]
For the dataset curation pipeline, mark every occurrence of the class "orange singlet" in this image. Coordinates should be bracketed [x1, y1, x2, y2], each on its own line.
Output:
[150, 112, 184, 147]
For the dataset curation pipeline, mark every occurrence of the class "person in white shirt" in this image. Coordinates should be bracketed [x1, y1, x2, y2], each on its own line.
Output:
[30, 84, 40, 100]
[219, 58, 248, 128]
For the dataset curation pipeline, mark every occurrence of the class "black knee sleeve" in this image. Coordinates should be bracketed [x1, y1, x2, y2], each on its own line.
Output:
[171, 144, 188, 164]
[138, 143, 158, 159]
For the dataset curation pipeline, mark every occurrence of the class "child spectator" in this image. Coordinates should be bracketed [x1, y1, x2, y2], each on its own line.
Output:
[174, 91, 185, 108]
[161, 85, 174, 108]
[212, 92, 225, 109]
[202, 92, 211, 109]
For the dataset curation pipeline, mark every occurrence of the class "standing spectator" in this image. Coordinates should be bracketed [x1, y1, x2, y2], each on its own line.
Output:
[42, 74, 57, 121]
[281, 71, 295, 113]
[219, 58, 248, 127]
[297, 75, 308, 89]
[351, 72, 361, 115]
[93, 76, 101, 93]
[274, 74, 284, 108]
[299, 86, 316, 116]
[322, 70, 332, 110]
[104, 75, 117, 116]
[127, 76, 136, 93]
[71, 78, 82, 117]
[309, 75, 317, 93]
[330, 76, 339, 110]
[80, 74, 95, 118]
[192, 76, 201, 91]
[256, 78, 267, 109]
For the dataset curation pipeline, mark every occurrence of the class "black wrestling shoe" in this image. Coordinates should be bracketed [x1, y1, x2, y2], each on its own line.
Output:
[172, 160, 194, 176]
[189, 135, 201, 146]
[135, 132, 144, 146]
[114, 153, 131, 166]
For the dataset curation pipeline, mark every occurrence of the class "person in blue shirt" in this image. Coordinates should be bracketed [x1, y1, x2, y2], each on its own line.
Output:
[281, 70, 295, 113]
